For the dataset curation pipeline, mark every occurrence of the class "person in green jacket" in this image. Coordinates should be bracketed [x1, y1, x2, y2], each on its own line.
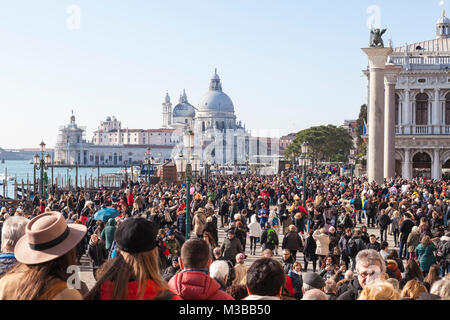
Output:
[101, 218, 117, 251]
[415, 235, 437, 276]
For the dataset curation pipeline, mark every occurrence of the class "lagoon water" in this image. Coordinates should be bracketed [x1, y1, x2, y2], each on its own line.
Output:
[0, 160, 122, 198]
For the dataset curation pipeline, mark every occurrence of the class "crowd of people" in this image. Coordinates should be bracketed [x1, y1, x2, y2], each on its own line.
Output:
[0, 165, 449, 300]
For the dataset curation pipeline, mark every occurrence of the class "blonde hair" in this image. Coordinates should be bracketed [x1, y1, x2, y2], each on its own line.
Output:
[293, 261, 302, 270]
[288, 225, 296, 232]
[358, 280, 400, 300]
[401, 280, 428, 300]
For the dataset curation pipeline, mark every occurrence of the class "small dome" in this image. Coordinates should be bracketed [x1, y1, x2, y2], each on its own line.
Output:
[437, 10, 450, 24]
[199, 91, 234, 113]
[106, 116, 112, 121]
[173, 103, 195, 118]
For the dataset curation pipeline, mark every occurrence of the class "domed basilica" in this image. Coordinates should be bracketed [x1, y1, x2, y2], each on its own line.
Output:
[162, 69, 252, 165]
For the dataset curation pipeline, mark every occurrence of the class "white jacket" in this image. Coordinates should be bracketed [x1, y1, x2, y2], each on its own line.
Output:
[248, 215, 262, 237]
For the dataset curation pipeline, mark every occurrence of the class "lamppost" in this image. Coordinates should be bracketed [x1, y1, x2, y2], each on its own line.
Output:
[205, 161, 211, 183]
[246, 153, 249, 177]
[33, 141, 51, 199]
[145, 147, 154, 187]
[183, 127, 194, 240]
[349, 155, 356, 196]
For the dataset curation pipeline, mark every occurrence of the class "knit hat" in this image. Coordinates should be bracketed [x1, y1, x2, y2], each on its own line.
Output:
[303, 272, 326, 289]
[115, 218, 158, 254]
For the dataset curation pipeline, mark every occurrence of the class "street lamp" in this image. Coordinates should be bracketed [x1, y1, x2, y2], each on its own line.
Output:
[183, 127, 195, 240]
[245, 153, 250, 177]
[145, 147, 153, 187]
[299, 154, 307, 202]
[349, 155, 356, 196]
[33, 141, 51, 199]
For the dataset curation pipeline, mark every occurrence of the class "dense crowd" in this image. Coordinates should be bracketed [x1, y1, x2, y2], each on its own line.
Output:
[0, 165, 449, 300]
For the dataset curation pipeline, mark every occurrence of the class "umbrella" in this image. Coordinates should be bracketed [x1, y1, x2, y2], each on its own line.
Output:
[94, 207, 120, 222]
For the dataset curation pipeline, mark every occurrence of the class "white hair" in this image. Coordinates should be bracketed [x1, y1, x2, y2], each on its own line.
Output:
[302, 289, 328, 300]
[430, 279, 450, 300]
[344, 270, 354, 280]
[356, 249, 386, 274]
[209, 260, 229, 282]
[1, 216, 28, 253]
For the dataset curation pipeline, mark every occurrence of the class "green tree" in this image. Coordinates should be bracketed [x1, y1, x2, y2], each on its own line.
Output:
[287, 125, 353, 165]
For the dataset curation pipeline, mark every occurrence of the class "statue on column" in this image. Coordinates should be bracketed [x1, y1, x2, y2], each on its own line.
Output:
[369, 28, 387, 48]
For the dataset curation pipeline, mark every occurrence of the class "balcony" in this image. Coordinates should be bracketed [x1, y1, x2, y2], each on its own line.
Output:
[395, 125, 450, 135]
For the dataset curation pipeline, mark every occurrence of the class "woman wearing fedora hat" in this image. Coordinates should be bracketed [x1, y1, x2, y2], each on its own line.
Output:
[85, 218, 181, 300]
[0, 212, 87, 300]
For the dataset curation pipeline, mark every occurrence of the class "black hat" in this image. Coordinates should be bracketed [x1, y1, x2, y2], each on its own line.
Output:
[227, 229, 235, 235]
[303, 272, 326, 289]
[115, 218, 158, 254]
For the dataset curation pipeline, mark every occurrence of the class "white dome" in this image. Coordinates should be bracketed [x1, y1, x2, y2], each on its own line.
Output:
[437, 16, 450, 24]
[173, 103, 195, 118]
[199, 91, 234, 113]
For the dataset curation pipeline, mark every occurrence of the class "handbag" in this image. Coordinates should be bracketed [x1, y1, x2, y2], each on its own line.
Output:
[333, 246, 341, 256]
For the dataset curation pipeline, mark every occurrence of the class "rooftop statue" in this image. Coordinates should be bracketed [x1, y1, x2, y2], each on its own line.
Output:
[369, 28, 387, 48]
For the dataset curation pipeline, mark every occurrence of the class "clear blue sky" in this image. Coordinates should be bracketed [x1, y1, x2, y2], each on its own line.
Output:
[0, 0, 446, 148]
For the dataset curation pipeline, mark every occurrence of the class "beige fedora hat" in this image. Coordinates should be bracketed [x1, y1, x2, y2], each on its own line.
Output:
[14, 212, 87, 265]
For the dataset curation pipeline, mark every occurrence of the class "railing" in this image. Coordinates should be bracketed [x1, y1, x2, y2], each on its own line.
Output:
[415, 126, 429, 134]
[390, 55, 450, 66]
[395, 125, 450, 135]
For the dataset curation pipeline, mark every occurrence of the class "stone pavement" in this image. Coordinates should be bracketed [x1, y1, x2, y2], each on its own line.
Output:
[79, 214, 400, 291]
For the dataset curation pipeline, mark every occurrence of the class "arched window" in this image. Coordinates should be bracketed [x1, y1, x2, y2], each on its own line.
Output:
[415, 93, 428, 125]
[445, 92, 450, 125]
[395, 94, 400, 125]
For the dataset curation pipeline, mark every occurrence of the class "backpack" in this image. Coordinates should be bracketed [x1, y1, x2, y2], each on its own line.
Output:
[267, 228, 277, 245]
[347, 238, 358, 258]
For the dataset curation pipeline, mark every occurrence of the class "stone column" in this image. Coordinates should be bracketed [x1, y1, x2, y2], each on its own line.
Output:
[402, 149, 411, 179]
[362, 47, 393, 184]
[432, 149, 441, 180]
[431, 89, 441, 127]
[384, 64, 402, 179]
[404, 89, 411, 134]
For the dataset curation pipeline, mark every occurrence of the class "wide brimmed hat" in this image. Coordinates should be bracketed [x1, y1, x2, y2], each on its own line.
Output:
[15, 212, 87, 265]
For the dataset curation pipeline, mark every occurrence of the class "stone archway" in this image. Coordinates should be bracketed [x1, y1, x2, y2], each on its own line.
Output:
[441, 150, 450, 181]
[412, 151, 432, 179]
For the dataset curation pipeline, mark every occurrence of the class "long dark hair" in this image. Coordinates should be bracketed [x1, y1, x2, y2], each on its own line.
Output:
[405, 259, 423, 279]
[84, 248, 169, 300]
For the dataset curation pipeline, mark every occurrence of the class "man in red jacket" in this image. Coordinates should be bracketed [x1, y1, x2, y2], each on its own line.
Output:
[126, 191, 134, 208]
[169, 239, 234, 300]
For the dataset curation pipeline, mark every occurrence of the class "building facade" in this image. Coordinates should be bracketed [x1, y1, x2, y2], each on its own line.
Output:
[365, 11, 450, 180]
[54, 70, 279, 169]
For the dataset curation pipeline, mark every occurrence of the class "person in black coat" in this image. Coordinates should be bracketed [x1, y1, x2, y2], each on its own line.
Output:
[87, 234, 108, 279]
[367, 234, 381, 251]
[282, 225, 304, 260]
[399, 214, 415, 259]
[378, 209, 392, 243]
[303, 229, 318, 272]
[312, 209, 325, 231]
[336, 278, 363, 300]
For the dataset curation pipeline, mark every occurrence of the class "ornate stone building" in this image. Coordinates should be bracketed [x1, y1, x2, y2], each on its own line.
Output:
[365, 11, 450, 180]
